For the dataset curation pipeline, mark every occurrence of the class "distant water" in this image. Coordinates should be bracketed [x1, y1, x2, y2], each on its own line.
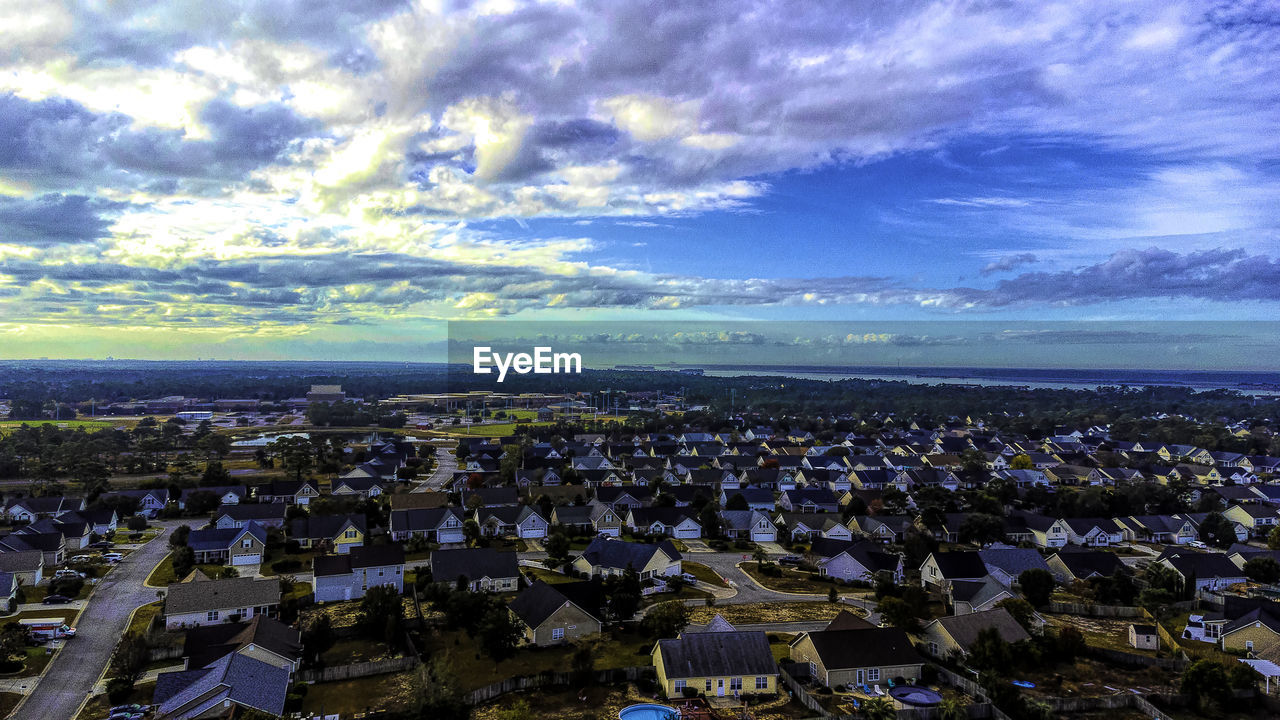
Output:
[695, 365, 1280, 396]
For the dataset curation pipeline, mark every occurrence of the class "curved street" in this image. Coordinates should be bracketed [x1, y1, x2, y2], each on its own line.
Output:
[11, 524, 172, 720]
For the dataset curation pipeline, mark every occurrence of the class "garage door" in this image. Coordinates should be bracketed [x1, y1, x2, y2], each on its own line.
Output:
[231, 553, 259, 565]
[438, 529, 464, 544]
[675, 527, 700, 539]
[751, 531, 775, 542]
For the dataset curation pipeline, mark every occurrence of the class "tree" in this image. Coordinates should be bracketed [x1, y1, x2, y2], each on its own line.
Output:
[875, 597, 920, 632]
[200, 459, 231, 486]
[861, 697, 896, 720]
[463, 519, 481, 546]
[1229, 662, 1259, 690]
[412, 657, 470, 720]
[958, 513, 1005, 545]
[1198, 512, 1237, 549]
[605, 567, 642, 621]
[937, 697, 969, 720]
[698, 505, 722, 539]
[171, 545, 196, 580]
[126, 514, 147, 531]
[828, 586, 838, 603]
[724, 493, 749, 511]
[1018, 568, 1055, 607]
[108, 632, 150, 688]
[301, 614, 334, 668]
[1244, 556, 1280, 584]
[1009, 454, 1034, 470]
[968, 628, 1014, 672]
[169, 524, 191, 548]
[1180, 659, 1232, 712]
[270, 435, 314, 482]
[477, 605, 523, 663]
[995, 598, 1035, 631]
[544, 531, 571, 561]
[641, 601, 690, 639]
[1268, 525, 1280, 551]
[358, 585, 404, 646]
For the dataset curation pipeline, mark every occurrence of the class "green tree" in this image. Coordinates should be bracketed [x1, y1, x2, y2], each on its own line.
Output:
[1198, 512, 1237, 549]
[937, 697, 969, 720]
[1179, 659, 1231, 712]
[358, 585, 405, 646]
[995, 598, 1036, 631]
[967, 627, 1013, 672]
[1009, 454, 1034, 470]
[861, 697, 896, 720]
[270, 435, 314, 482]
[698, 505, 722, 539]
[875, 597, 920, 632]
[641, 601, 690, 639]
[171, 545, 196, 580]
[1018, 568, 1055, 607]
[544, 530, 571, 561]
[724, 493, 749, 511]
[958, 513, 1005, 545]
[108, 632, 150, 688]
[412, 657, 470, 720]
[1268, 525, 1280, 551]
[477, 604, 523, 664]
[1244, 556, 1280, 584]
[168, 524, 191, 548]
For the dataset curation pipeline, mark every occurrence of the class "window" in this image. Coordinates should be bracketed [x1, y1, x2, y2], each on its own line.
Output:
[868, 668, 880, 682]
[756, 676, 768, 690]
[928, 642, 939, 655]
[730, 678, 742, 692]
[1247, 641, 1255, 651]
[705, 679, 712, 692]
[345, 529, 358, 539]
[552, 627, 565, 641]
[808, 661, 817, 679]
[674, 679, 686, 693]
[206, 610, 219, 622]
[242, 539, 252, 548]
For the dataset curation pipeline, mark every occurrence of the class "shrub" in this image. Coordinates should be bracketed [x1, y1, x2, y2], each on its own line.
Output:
[106, 678, 134, 704]
[681, 686, 700, 698]
[272, 559, 302, 573]
[284, 539, 302, 554]
[126, 515, 148, 531]
[49, 577, 84, 597]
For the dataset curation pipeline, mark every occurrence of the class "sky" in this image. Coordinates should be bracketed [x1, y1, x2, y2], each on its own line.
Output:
[2, 0, 1279, 363]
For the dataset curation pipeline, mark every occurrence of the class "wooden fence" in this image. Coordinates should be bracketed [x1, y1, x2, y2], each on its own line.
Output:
[297, 655, 420, 684]
[1047, 600, 1143, 617]
[1088, 646, 1187, 670]
[465, 665, 653, 706]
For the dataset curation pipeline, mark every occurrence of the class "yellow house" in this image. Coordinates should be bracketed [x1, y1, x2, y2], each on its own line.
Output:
[1219, 611, 1280, 654]
[788, 627, 924, 689]
[572, 537, 681, 580]
[652, 626, 778, 699]
[292, 514, 366, 554]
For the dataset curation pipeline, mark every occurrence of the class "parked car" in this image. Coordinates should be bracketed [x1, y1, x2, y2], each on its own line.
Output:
[109, 704, 145, 715]
[53, 569, 85, 580]
[88, 540, 114, 549]
[41, 594, 73, 605]
[1188, 540, 1208, 549]
[68, 555, 96, 564]
[108, 713, 144, 720]
[101, 553, 125, 563]
[778, 555, 803, 566]
[680, 572, 699, 584]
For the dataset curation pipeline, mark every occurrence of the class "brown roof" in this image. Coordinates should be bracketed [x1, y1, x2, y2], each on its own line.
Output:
[824, 610, 874, 631]
[390, 492, 449, 510]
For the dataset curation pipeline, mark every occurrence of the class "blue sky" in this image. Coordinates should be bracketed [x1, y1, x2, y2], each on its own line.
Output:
[1, 1, 1279, 361]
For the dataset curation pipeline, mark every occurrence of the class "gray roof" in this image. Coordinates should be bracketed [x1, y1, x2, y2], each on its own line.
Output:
[579, 537, 681, 571]
[655, 630, 777, 679]
[155, 651, 289, 717]
[430, 547, 518, 583]
[165, 577, 281, 616]
[804, 627, 923, 670]
[931, 607, 1030, 651]
[188, 522, 267, 552]
[978, 548, 1051, 579]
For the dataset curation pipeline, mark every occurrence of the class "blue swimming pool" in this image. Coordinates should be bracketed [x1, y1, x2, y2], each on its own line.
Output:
[618, 703, 679, 720]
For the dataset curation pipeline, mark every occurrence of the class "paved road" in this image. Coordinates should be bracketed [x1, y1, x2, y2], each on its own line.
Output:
[12, 526, 172, 720]
[411, 445, 456, 493]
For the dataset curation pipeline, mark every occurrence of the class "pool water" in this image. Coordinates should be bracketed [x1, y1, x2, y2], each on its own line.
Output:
[618, 703, 679, 720]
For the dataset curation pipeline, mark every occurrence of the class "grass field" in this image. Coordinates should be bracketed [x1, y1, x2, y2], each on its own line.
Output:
[740, 562, 872, 597]
[681, 561, 728, 587]
[0, 419, 122, 435]
[127, 601, 163, 637]
[77, 681, 155, 720]
[300, 671, 416, 717]
[0, 692, 20, 718]
[144, 553, 228, 586]
[422, 628, 654, 691]
[687, 601, 854, 625]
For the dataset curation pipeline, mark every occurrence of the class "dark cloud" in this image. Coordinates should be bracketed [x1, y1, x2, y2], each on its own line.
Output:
[0, 194, 128, 245]
[980, 253, 1039, 275]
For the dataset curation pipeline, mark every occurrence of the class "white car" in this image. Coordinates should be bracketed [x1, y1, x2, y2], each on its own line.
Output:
[68, 555, 95, 564]
[1188, 540, 1208, 549]
[101, 552, 125, 563]
[53, 569, 85, 580]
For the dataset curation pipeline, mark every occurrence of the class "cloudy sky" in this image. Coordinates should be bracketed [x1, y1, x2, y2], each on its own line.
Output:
[2, 0, 1279, 363]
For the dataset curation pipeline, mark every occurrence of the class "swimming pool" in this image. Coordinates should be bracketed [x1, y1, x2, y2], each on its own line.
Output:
[618, 703, 680, 720]
[887, 685, 943, 707]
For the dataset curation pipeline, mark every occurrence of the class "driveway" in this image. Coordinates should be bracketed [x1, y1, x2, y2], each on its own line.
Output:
[11, 525, 172, 720]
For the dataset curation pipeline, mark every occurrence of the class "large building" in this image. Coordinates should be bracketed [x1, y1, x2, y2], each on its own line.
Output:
[307, 385, 347, 404]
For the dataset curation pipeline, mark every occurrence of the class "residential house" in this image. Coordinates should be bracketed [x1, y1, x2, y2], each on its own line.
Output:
[163, 576, 282, 630]
[330, 476, 386, 499]
[181, 616, 303, 675]
[389, 507, 466, 543]
[1115, 515, 1198, 545]
[788, 627, 924, 689]
[0, 550, 43, 586]
[1061, 517, 1125, 546]
[719, 510, 778, 543]
[1160, 552, 1247, 593]
[153, 652, 289, 719]
[1046, 551, 1125, 584]
[920, 551, 991, 590]
[1224, 504, 1280, 537]
[5, 495, 86, 522]
[0, 530, 65, 567]
[313, 544, 406, 602]
[625, 507, 703, 539]
[290, 514, 365, 554]
[774, 513, 852, 542]
[590, 504, 624, 537]
[810, 538, 903, 583]
[573, 537, 682, 580]
[778, 488, 839, 513]
[847, 515, 911, 544]
[720, 488, 776, 513]
[509, 580, 604, 646]
[652, 626, 778, 699]
[214, 503, 288, 530]
[187, 522, 268, 566]
[1007, 510, 1068, 548]
[431, 547, 520, 592]
[179, 486, 246, 510]
[112, 489, 170, 518]
[254, 480, 319, 505]
[978, 548, 1053, 588]
[1129, 624, 1159, 651]
[474, 505, 549, 539]
[921, 608, 1031, 659]
[550, 505, 594, 534]
[949, 578, 1014, 615]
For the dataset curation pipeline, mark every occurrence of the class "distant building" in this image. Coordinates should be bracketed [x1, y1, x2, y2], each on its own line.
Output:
[307, 385, 346, 404]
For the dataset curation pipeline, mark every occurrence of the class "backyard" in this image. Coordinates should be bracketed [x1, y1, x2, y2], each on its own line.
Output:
[688, 601, 854, 625]
[740, 562, 874, 597]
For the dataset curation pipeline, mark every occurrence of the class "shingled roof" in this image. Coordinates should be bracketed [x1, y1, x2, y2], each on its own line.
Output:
[655, 630, 777, 679]
[803, 627, 923, 670]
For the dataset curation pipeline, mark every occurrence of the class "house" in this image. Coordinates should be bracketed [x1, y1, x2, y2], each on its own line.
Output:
[0, 572, 16, 612]
[313, 544, 406, 602]
[1115, 515, 1198, 545]
[593, 486, 653, 511]
[1046, 551, 1125, 584]
[331, 476, 386, 498]
[810, 538, 903, 583]
[774, 513, 851, 542]
[430, 547, 520, 592]
[625, 507, 702, 539]
[720, 488, 775, 512]
[58, 508, 118, 536]
[474, 506, 549, 539]
[551, 505, 594, 534]
[920, 551, 991, 589]
[719, 510, 778, 543]
[0, 550, 43, 586]
[652, 626, 778, 699]
[5, 495, 86, 522]
[949, 578, 1014, 615]
[254, 480, 319, 505]
[290, 514, 366, 554]
[0, 530, 65, 567]
[1224, 504, 1280, 537]
[778, 488, 839, 513]
[153, 652, 289, 719]
[788, 627, 924, 688]
[921, 607, 1031, 659]
[978, 548, 1052, 588]
[179, 486, 247, 510]
[163, 576, 282, 630]
[1129, 624, 1159, 651]
[389, 507, 466, 543]
[1061, 517, 1125, 546]
[111, 489, 170, 518]
[590, 504, 624, 537]
[187, 522, 268, 566]
[847, 515, 911, 544]
[1159, 552, 1247, 593]
[1218, 605, 1280, 654]
[509, 580, 604, 646]
[573, 537, 682, 580]
[214, 503, 288, 530]
[181, 616, 303, 675]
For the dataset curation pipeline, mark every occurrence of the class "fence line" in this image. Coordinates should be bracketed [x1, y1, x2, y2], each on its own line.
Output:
[1047, 601, 1143, 617]
[297, 655, 419, 684]
[465, 666, 653, 706]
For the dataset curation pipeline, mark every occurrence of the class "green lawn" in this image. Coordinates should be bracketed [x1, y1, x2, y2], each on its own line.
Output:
[127, 601, 163, 637]
[10, 608, 79, 625]
[299, 671, 415, 717]
[421, 628, 654, 691]
[259, 550, 318, 576]
[13, 647, 53, 677]
[682, 561, 728, 587]
[320, 638, 399, 665]
[76, 681, 155, 720]
[145, 553, 228, 586]
[0, 692, 20, 718]
[524, 567, 576, 585]
[0, 419, 121, 435]
[740, 562, 871, 597]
